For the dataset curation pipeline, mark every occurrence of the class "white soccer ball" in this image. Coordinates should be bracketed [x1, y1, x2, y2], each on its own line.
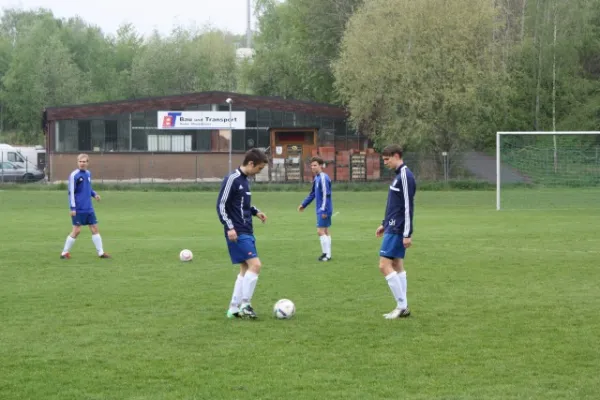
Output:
[179, 249, 193, 262]
[273, 299, 295, 319]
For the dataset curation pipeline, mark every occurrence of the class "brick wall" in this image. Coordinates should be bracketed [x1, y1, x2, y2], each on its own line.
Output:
[50, 153, 244, 182]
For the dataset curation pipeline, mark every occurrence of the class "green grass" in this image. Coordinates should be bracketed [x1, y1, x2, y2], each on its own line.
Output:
[1, 189, 599, 400]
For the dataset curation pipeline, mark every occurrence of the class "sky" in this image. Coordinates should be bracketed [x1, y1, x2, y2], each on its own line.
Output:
[0, 0, 257, 37]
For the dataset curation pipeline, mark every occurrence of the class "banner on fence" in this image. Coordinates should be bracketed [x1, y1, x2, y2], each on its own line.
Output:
[157, 111, 246, 130]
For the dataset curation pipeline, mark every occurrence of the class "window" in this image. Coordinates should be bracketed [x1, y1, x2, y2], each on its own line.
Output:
[195, 131, 212, 151]
[145, 110, 158, 128]
[283, 112, 295, 127]
[132, 129, 147, 151]
[295, 113, 306, 127]
[257, 109, 270, 127]
[321, 118, 335, 129]
[257, 129, 270, 149]
[57, 120, 78, 151]
[78, 120, 92, 151]
[246, 108, 257, 128]
[334, 119, 347, 137]
[104, 120, 117, 151]
[6, 152, 23, 163]
[245, 129, 258, 150]
[271, 110, 282, 127]
[232, 129, 245, 151]
[91, 120, 105, 151]
[131, 112, 145, 128]
[147, 134, 193, 152]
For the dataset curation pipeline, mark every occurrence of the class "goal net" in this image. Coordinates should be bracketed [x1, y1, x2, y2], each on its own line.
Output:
[496, 131, 600, 210]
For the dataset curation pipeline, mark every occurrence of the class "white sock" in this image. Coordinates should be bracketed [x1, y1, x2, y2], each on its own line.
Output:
[398, 271, 408, 307]
[241, 271, 259, 304]
[91, 234, 104, 256]
[319, 235, 327, 254]
[62, 235, 76, 254]
[385, 271, 407, 309]
[325, 235, 332, 258]
[229, 274, 244, 311]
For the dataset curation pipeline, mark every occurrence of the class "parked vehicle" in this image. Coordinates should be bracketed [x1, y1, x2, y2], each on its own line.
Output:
[0, 161, 45, 183]
[0, 144, 45, 172]
[12, 145, 46, 171]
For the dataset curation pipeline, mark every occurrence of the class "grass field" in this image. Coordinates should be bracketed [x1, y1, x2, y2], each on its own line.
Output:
[1, 189, 599, 400]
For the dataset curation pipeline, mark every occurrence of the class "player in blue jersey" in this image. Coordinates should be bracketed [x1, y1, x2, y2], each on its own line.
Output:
[376, 145, 416, 319]
[60, 154, 110, 259]
[298, 156, 333, 261]
[217, 148, 269, 319]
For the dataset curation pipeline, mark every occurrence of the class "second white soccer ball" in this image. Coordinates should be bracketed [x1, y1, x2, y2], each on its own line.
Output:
[179, 249, 193, 262]
[273, 299, 295, 319]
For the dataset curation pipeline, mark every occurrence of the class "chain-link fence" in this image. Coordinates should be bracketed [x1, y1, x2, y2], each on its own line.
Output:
[4, 150, 480, 186]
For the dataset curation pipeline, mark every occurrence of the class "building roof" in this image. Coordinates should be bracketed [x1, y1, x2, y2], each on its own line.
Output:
[43, 91, 348, 121]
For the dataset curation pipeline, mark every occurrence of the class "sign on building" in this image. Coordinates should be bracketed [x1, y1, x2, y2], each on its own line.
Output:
[157, 111, 246, 130]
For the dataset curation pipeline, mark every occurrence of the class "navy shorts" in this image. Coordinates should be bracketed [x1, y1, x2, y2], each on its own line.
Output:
[71, 211, 98, 226]
[316, 213, 332, 228]
[379, 233, 407, 259]
[226, 234, 258, 264]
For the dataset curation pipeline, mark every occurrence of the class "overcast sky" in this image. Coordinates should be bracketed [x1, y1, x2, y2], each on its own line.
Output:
[0, 0, 256, 37]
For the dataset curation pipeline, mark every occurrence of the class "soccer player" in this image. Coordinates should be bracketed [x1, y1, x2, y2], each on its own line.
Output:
[60, 154, 110, 259]
[217, 148, 269, 319]
[297, 156, 333, 261]
[376, 144, 416, 319]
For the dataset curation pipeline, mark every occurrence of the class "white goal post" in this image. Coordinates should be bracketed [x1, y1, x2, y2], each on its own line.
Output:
[496, 131, 600, 210]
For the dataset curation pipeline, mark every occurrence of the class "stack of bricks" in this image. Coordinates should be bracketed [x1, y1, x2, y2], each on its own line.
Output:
[320, 146, 336, 179]
[335, 150, 350, 181]
[365, 149, 381, 180]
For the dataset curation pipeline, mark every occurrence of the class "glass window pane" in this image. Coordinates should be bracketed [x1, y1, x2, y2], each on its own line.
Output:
[258, 109, 270, 126]
[257, 129, 270, 148]
[271, 110, 282, 126]
[232, 129, 245, 151]
[131, 112, 145, 127]
[90, 120, 105, 151]
[131, 129, 147, 151]
[57, 120, 78, 152]
[283, 112, 295, 127]
[145, 111, 158, 127]
[321, 118, 334, 129]
[245, 129, 258, 150]
[78, 120, 92, 151]
[117, 115, 131, 151]
[195, 131, 211, 151]
[246, 108, 257, 128]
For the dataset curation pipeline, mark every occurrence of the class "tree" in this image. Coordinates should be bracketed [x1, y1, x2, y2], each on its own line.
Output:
[245, 0, 362, 102]
[2, 18, 85, 136]
[334, 0, 509, 154]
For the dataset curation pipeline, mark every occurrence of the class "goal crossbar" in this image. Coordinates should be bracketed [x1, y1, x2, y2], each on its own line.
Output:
[496, 131, 600, 210]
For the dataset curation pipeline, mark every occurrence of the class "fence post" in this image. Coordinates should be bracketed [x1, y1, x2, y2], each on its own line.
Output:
[442, 152, 449, 183]
[195, 155, 198, 183]
[138, 155, 142, 184]
[333, 152, 337, 182]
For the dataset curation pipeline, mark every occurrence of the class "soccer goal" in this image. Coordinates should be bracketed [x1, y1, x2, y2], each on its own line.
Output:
[496, 131, 600, 210]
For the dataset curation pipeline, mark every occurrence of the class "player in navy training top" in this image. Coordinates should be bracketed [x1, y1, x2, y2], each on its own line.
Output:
[60, 154, 110, 259]
[298, 156, 333, 261]
[375, 144, 416, 319]
[216, 148, 269, 319]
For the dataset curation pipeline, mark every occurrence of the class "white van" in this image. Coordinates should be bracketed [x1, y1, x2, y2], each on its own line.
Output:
[0, 144, 46, 172]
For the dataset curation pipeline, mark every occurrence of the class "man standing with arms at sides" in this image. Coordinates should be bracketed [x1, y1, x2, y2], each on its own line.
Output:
[61, 154, 111, 259]
[217, 148, 269, 319]
[297, 156, 333, 261]
[376, 145, 416, 319]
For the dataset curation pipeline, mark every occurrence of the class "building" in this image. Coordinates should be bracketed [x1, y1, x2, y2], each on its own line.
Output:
[42, 91, 373, 183]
